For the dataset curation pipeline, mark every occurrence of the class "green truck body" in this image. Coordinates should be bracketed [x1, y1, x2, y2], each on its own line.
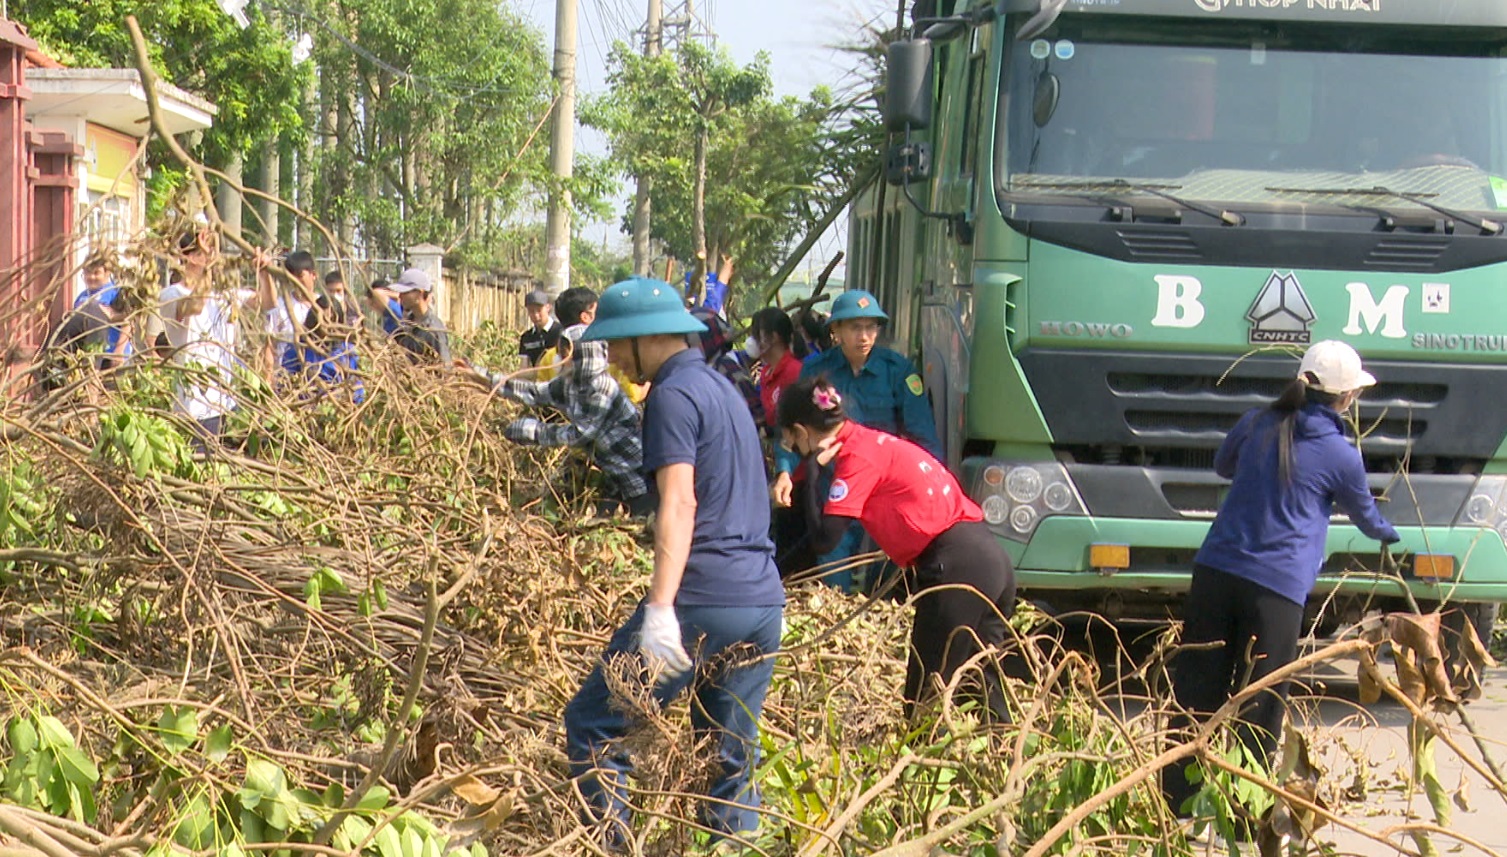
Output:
[851, 0, 1507, 622]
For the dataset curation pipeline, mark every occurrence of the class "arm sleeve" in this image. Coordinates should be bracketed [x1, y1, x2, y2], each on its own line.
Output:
[500, 375, 557, 408]
[536, 381, 621, 448]
[1214, 410, 1255, 479]
[642, 388, 700, 472]
[503, 417, 546, 446]
[823, 453, 880, 521]
[802, 469, 858, 556]
[897, 359, 943, 460]
[1331, 445, 1401, 543]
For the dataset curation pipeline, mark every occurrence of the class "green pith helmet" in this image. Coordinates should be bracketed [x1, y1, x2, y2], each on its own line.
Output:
[827, 289, 890, 324]
[580, 277, 706, 342]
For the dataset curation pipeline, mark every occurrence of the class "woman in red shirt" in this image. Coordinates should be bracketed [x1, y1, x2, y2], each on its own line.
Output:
[750, 307, 803, 436]
[777, 375, 1016, 722]
[753, 308, 814, 577]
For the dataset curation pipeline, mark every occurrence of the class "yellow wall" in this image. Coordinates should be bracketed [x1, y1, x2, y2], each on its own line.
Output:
[83, 123, 139, 197]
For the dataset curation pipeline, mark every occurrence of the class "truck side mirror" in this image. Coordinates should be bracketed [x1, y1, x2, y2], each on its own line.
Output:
[884, 39, 934, 132]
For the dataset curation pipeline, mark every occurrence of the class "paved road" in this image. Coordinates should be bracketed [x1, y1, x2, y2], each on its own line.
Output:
[1074, 623, 1506, 856]
[1291, 659, 1507, 857]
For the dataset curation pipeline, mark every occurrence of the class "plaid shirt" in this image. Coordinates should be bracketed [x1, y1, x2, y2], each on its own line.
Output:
[713, 352, 763, 427]
[495, 341, 647, 501]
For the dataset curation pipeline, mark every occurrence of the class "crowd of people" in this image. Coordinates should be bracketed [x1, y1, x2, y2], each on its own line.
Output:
[42, 231, 453, 443]
[39, 237, 1402, 850]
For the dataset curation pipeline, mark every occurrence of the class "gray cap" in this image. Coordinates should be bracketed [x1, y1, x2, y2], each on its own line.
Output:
[525, 288, 551, 307]
[391, 268, 432, 294]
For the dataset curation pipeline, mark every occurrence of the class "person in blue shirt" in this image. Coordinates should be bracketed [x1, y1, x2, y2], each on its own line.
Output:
[280, 296, 365, 404]
[1163, 340, 1398, 823]
[366, 278, 403, 336]
[564, 278, 784, 850]
[770, 289, 941, 591]
[74, 253, 127, 368]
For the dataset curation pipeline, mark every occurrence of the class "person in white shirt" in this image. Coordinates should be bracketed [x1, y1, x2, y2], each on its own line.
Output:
[150, 230, 274, 447]
[266, 250, 319, 374]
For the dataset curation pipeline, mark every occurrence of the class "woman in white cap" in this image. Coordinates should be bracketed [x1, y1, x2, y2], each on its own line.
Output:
[1163, 340, 1400, 822]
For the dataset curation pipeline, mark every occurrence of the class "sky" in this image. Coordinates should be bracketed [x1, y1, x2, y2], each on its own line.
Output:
[519, 0, 894, 283]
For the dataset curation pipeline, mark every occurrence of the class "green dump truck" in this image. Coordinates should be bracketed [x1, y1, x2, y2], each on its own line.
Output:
[851, 0, 1507, 638]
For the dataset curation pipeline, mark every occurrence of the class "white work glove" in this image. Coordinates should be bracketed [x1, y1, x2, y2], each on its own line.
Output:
[639, 604, 692, 680]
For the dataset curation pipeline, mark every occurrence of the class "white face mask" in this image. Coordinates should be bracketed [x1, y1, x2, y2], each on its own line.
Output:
[743, 336, 764, 360]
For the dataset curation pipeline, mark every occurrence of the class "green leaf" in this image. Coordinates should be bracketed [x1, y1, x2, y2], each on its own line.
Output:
[7, 718, 38, 756]
[317, 566, 347, 593]
[356, 784, 392, 811]
[373, 579, 389, 610]
[173, 794, 216, 849]
[158, 707, 199, 756]
[375, 824, 403, 857]
[205, 725, 233, 763]
[36, 716, 75, 749]
[54, 745, 99, 787]
[337, 813, 372, 850]
[242, 757, 287, 805]
[403, 826, 425, 857]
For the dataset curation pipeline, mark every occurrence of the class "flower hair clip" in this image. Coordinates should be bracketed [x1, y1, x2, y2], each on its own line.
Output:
[813, 386, 842, 411]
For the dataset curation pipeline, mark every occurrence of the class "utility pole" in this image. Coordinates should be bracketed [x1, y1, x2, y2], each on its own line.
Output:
[630, 0, 662, 276]
[543, 0, 578, 296]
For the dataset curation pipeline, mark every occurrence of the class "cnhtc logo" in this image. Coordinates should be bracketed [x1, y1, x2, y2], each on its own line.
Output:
[1246, 271, 1316, 344]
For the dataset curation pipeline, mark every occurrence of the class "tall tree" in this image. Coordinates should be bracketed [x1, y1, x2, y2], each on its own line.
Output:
[586, 41, 863, 288]
[298, 0, 601, 261]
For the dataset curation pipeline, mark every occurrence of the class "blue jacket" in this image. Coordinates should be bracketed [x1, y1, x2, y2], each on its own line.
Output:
[775, 345, 941, 475]
[1195, 402, 1399, 606]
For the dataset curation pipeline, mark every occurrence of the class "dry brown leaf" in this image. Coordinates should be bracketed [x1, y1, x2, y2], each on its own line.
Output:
[1450, 614, 1497, 702]
[452, 773, 500, 806]
[1387, 612, 1457, 707]
[1394, 647, 1428, 707]
[1452, 772, 1472, 813]
[1357, 646, 1383, 705]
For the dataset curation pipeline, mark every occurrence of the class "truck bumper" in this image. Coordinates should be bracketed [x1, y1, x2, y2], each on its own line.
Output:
[962, 458, 1507, 605]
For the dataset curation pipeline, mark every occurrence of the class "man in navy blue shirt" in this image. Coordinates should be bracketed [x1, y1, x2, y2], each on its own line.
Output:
[565, 277, 784, 849]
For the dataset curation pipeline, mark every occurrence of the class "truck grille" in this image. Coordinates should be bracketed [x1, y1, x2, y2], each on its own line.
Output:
[1019, 349, 1506, 465]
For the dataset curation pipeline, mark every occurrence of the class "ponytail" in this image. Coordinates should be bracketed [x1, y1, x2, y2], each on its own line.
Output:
[1269, 376, 1343, 484]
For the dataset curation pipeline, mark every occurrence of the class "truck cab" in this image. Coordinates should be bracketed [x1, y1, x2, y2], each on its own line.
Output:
[851, 0, 1507, 635]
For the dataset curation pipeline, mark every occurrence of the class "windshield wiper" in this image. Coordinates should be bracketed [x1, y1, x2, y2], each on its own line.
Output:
[1011, 178, 1245, 226]
[1108, 179, 1245, 227]
[1267, 185, 1503, 236]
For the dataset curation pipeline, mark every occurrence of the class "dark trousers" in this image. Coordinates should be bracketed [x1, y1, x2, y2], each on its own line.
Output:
[905, 520, 1016, 721]
[1163, 564, 1303, 815]
[563, 602, 782, 845]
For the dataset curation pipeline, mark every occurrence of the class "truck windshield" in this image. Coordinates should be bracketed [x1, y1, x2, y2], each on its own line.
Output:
[1002, 23, 1507, 215]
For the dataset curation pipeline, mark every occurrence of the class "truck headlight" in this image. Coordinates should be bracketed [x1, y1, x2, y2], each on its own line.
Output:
[1453, 476, 1507, 545]
[970, 459, 1087, 542]
[1005, 467, 1043, 504]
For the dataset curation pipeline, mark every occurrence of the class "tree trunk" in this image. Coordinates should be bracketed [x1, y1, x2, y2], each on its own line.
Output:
[216, 152, 243, 240]
[692, 124, 708, 263]
[339, 82, 359, 247]
[260, 139, 280, 245]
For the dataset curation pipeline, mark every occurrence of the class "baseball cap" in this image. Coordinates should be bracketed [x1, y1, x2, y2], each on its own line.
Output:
[525, 288, 551, 307]
[1298, 340, 1376, 394]
[390, 268, 432, 294]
